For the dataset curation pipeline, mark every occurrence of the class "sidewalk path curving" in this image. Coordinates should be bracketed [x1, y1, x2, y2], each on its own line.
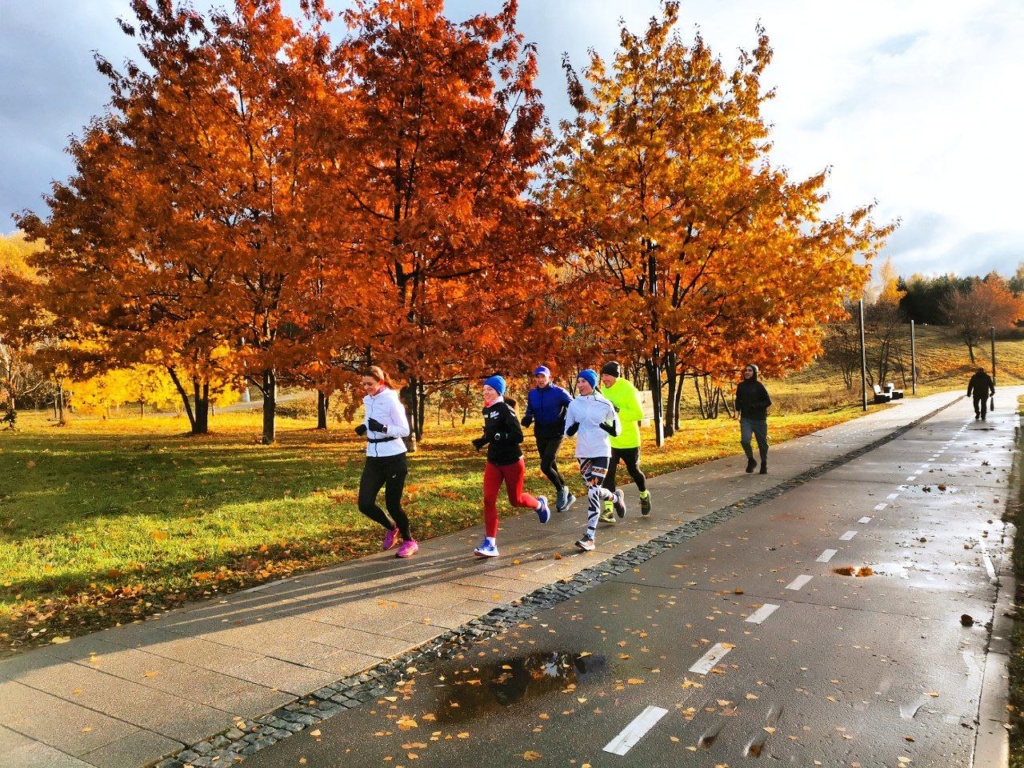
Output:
[0, 389, 1004, 767]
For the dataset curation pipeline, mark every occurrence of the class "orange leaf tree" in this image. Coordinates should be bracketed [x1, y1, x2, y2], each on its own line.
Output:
[943, 272, 1024, 364]
[546, 1, 893, 440]
[322, 0, 554, 439]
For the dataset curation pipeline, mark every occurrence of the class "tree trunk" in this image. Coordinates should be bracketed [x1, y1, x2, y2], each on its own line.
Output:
[317, 390, 329, 430]
[663, 351, 678, 437]
[167, 367, 209, 435]
[140, 401, 145, 418]
[261, 369, 276, 445]
[645, 354, 664, 447]
[399, 379, 419, 452]
[194, 380, 209, 433]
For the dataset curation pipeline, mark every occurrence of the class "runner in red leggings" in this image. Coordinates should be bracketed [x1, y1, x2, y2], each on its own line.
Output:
[470, 375, 551, 557]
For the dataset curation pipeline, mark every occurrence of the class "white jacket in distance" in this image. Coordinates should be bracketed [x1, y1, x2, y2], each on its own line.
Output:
[564, 391, 620, 459]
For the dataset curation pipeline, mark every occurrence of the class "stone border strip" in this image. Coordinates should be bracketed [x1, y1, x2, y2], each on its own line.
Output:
[155, 398, 959, 768]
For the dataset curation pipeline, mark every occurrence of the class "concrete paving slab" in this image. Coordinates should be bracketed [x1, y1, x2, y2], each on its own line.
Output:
[80, 730, 183, 768]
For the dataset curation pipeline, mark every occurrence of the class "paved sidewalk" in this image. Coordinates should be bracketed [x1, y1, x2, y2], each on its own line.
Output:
[0, 389, 997, 767]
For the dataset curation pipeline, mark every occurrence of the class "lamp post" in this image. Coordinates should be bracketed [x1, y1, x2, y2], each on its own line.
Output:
[859, 299, 868, 411]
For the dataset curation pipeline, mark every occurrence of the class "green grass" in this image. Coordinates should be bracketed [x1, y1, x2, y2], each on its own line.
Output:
[1007, 397, 1024, 765]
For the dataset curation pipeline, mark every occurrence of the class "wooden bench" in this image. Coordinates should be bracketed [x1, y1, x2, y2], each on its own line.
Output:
[872, 384, 892, 404]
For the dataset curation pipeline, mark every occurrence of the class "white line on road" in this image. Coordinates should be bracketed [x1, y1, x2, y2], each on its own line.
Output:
[840, 531, 857, 541]
[689, 643, 733, 675]
[817, 549, 838, 563]
[873, 503, 887, 511]
[859, 516, 873, 524]
[603, 705, 669, 755]
[786, 574, 813, 591]
[979, 540, 997, 583]
[886, 493, 900, 500]
[746, 604, 780, 624]
[906, 476, 917, 481]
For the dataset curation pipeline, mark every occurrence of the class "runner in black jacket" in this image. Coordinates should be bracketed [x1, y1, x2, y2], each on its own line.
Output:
[471, 375, 550, 558]
[735, 363, 772, 475]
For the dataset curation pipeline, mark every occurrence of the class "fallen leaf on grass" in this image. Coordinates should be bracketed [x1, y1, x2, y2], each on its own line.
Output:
[523, 750, 542, 761]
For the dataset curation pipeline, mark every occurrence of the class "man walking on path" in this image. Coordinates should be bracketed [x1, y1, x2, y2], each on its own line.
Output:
[735, 363, 772, 474]
[967, 367, 995, 420]
[521, 366, 576, 512]
[599, 361, 651, 521]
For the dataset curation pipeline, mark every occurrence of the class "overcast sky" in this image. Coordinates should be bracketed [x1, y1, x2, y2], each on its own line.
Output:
[2, 0, 1022, 279]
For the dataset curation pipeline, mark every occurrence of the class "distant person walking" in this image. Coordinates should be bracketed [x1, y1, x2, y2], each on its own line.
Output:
[735, 363, 772, 475]
[354, 367, 418, 558]
[564, 369, 625, 552]
[471, 375, 551, 558]
[599, 361, 651, 520]
[967, 367, 995, 420]
[521, 366, 576, 512]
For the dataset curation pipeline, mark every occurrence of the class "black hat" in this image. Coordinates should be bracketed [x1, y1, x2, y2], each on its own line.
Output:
[600, 361, 621, 378]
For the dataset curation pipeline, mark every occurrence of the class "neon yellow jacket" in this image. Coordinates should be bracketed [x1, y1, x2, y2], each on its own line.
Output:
[601, 377, 645, 449]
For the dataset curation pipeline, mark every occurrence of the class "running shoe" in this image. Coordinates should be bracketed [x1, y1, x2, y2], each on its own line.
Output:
[575, 534, 595, 552]
[395, 539, 418, 558]
[382, 526, 400, 551]
[558, 491, 577, 513]
[613, 489, 627, 519]
[556, 486, 568, 511]
[639, 493, 652, 516]
[599, 501, 616, 524]
[474, 539, 499, 558]
[536, 496, 551, 524]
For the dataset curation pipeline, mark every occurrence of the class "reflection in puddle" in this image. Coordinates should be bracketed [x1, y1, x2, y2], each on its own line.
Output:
[435, 652, 607, 721]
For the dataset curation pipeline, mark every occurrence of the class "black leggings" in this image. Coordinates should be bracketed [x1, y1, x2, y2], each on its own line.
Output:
[604, 446, 647, 493]
[535, 434, 566, 491]
[358, 454, 411, 540]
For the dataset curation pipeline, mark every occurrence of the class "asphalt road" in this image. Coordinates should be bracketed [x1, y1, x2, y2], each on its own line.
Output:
[244, 405, 1014, 767]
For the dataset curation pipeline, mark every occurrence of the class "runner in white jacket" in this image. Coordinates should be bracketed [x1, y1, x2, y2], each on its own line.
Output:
[564, 369, 626, 551]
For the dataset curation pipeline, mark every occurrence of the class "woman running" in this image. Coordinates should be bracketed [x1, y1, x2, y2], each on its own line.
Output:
[354, 366, 418, 558]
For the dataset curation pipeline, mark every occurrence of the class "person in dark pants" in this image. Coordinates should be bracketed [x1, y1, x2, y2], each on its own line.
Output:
[599, 361, 651, 519]
[521, 366, 576, 512]
[735, 363, 772, 475]
[967, 368, 995, 420]
[354, 366, 418, 558]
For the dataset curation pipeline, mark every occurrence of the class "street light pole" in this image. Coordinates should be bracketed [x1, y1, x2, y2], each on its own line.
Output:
[859, 299, 868, 411]
[991, 326, 997, 385]
[910, 320, 917, 395]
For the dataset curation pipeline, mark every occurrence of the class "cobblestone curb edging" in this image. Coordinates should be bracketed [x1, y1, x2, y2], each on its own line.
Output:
[154, 399, 958, 768]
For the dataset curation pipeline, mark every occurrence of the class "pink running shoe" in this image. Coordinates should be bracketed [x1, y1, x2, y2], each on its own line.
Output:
[396, 539, 419, 558]
[382, 527, 399, 551]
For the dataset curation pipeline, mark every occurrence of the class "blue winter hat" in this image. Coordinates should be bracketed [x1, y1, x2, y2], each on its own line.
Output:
[484, 375, 506, 396]
[533, 365, 551, 377]
[577, 369, 598, 389]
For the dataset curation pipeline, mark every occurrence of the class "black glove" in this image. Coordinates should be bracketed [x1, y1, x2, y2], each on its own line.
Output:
[354, 424, 367, 437]
[472, 437, 488, 450]
[521, 415, 533, 428]
[600, 422, 617, 436]
[565, 422, 579, 437]
[367, 417, 386, 433]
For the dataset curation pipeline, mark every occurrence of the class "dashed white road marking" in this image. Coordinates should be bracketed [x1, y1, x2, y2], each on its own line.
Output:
[689, 643, 733, 675]
[840, 531, 858, 541]
[603, 705, 669, 755]
[746, 604, 780, 624]
[817, 549, 838, 563]
[859, 516, 873, 524]
[906, 476, 917, 482]
[873, 503, 887, 511]
[786, 574, 813, 591]
[886, 493, 900, 500]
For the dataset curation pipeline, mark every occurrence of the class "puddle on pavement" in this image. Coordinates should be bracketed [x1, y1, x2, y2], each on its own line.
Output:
[433, 651, 608, 721]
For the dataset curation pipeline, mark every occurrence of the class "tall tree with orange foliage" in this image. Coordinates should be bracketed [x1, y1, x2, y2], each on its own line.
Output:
[944, 272, 1024, 363]
[546, 1, 893, 442]
[18, 0, 339, 441]
[323, 0, 553, 440]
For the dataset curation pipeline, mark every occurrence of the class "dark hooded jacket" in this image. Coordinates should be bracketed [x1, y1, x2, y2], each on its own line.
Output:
[735, 364, 772, 420]
[967, 369, 994, 399]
